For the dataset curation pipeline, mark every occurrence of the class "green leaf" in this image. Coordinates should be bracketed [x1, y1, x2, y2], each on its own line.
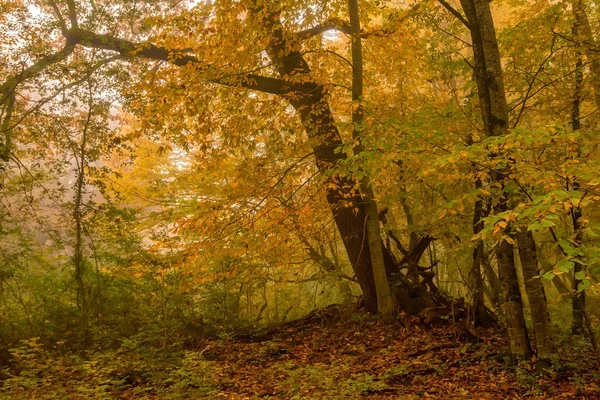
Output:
[574, 271, 586, 280]
[542, 271, 555, 280]
[577, 280, 591, 293]
[557, 260, 574, 273]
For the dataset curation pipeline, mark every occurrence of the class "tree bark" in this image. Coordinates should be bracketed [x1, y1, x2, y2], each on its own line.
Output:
[482, 253, 502, 314]
[515, 230, 553, 359]
[572, 0, 600, 111]
[571, 4, 586, 336]
[469, 178, 492, 325]
[457, 0, 533, 359]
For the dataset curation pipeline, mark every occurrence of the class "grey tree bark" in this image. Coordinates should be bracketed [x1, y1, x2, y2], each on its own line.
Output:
[455, 0, 533, 359]
[515, 230, 553, 359]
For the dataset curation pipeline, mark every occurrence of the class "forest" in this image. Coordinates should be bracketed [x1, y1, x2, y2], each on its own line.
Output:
[1, 0, 600, 398]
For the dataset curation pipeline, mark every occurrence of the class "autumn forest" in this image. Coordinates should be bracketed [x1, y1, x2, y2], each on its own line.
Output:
[1, 0, 600, 398]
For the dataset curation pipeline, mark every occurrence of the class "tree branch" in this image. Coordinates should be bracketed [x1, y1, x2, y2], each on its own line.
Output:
[1, 40, 77, 106]
[437, 0, 470, 30]
[294, 4, 421, 42]
[66, 28, 291, 96]
[295, 18, 351, 41]
[66, 0, 79, 28]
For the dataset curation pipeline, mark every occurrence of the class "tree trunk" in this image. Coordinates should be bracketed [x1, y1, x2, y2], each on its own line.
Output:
[515, 230, 553, 359]
[497, 234, 532, 359]
[458, 0, 533, 359]
[572, 0, 600, 111]
[571, 7, 586, 336]
[348, 0, 394, 316]
[469, 178, 492, 325]
[571, 194, 585, 335]
[73, 99, 93, 349]
[482, 252, 502, 314]
[255, 5, 419, 313]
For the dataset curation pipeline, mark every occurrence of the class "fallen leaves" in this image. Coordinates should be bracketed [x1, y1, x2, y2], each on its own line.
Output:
[3, 307, 599, 399]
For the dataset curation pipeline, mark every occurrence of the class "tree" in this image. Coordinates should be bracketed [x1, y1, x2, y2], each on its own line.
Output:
[348, 0, 393, 316]
[1, 0, 436, 314]
[442, 0, 533, 359]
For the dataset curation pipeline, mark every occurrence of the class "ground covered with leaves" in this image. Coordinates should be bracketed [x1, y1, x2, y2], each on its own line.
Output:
[1, 305, 599, 399]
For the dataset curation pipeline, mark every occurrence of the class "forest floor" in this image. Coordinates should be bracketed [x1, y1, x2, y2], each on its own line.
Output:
[2, 305, 600, 399]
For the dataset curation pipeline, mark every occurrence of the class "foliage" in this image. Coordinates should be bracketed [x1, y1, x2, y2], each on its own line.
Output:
[1, 0, 600, 396]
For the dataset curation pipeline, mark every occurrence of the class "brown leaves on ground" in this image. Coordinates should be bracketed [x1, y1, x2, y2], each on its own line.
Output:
[178, 306, 600, 399]
[2, 305, 599, 399]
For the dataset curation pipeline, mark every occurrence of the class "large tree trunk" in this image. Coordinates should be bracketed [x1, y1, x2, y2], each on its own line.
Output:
[292, 91, 380, 312]
[255, 4, 422, 313]
[496, 232, 532, 358]
[458, 0, 533, 359]
[515, 230, 553, 359]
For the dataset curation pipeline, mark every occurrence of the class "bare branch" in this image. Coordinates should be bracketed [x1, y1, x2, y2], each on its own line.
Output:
[437, 0, 470, 30]
[48, 1, 68, 34]
[4, 56, 121, 134]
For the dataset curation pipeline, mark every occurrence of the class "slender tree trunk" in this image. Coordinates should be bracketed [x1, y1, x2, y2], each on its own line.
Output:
[73, 100, 93, 349]
[348, 0, 394, 316]
[571, 202, 586, 335]
[458, 0, 533, 359]
[469, 177, 491, 325]
[572, 0, 600, 111]
[482, 254, 502, 314]
[571, 8, 586, 336]
[515, 230, 553, 359]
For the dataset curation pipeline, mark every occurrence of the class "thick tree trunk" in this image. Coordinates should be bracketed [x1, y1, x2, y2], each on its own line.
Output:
[293, 95, 379, 312]
[255, 5, 421, 313]
[515, 230, 553, 359]
[458, 0, 533, 359]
